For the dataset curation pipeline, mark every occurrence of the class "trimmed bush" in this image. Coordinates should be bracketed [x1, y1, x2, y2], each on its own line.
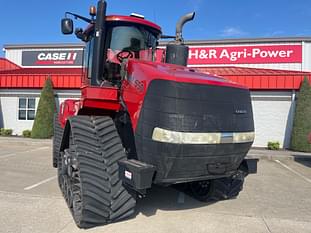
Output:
[0, 128, 13, 136]
[31, 78, 56, 139]
[267, 141, 280, 150]
[22, 130, 32, 138]
[290, 77, 311, 152]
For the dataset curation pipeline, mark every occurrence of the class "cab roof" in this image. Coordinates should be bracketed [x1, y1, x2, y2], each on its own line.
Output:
[106, 15, 162, 33]
[83, 15, 162, 37]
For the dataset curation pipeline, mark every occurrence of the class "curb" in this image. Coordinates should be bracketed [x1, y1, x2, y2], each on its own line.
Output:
[0, 137, 310, 161]
[0, 137, 52, 146]
[247, 153, 293, 161]
[247, 150, 311, 161]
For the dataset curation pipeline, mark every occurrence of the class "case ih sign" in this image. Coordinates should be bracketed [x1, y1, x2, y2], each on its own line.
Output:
[188, 45, 302, 65]
[22, 50, 83, 66]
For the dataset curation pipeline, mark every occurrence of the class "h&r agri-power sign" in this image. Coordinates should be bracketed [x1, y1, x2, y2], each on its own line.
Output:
[22, 50, 83, 66]
[188, 45, 302, 65]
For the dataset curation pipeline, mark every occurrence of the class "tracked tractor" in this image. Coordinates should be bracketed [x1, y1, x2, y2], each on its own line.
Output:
[53, 0, 257, 228]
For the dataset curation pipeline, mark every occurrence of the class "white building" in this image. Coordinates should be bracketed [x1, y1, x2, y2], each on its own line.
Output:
[0, 44, 82, 135]
[1, 38, 311, 147]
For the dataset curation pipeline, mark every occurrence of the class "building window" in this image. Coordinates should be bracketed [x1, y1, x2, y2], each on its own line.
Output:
[18, 98, 36, 120]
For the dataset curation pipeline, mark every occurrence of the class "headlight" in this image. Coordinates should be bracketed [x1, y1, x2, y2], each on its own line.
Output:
[152, 127, 221, 144]
[152, 127, 254, 144]
[233, 132, 255, 143]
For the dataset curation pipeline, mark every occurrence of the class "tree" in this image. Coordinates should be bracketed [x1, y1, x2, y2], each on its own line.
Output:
[290, 77, 311, 152]
[31, 77, 56, 138]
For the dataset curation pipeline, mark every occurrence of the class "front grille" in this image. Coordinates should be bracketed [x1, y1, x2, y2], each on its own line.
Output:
[138, 79, 254, 135]
[134, 79, 254, 183]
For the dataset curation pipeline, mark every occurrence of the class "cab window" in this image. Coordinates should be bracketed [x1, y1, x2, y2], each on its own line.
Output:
[107, 25, 158, 63]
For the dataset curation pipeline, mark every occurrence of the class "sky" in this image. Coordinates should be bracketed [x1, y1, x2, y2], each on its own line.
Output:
[1, 0, 311, 56]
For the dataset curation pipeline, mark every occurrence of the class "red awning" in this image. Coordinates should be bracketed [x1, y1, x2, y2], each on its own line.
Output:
[1, 57, 311, 90]
[0, 59, 82, 89]
[197, 66, 311, 90]
[0, 58, 21, 71]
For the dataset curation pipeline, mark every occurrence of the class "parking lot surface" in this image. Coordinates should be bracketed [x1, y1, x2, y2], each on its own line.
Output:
[0, 137, 311, 233]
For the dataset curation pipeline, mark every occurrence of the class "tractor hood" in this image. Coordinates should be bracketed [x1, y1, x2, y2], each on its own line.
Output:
[123, 59, 251, 131]
[125, 59, 247, 90]
[122, 60, 254, 183]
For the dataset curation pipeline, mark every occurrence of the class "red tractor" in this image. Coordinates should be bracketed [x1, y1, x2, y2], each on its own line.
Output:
[53, 0, 257, 228]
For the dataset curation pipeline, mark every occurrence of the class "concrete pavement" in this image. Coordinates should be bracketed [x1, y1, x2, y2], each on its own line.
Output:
[0, 137, 310, 233]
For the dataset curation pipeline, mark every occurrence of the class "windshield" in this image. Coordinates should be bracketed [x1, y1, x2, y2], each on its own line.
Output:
[107, 25, 158, 63]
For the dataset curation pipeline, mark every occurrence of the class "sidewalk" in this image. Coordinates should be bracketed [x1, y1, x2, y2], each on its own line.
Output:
[248, 148, 311, 160]
[0, 136, 52, 146]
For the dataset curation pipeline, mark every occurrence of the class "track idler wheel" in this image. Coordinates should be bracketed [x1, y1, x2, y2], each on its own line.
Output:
[188, 171, 246, 203]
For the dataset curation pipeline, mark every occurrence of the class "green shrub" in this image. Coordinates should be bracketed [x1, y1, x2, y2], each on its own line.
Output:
[267, 141, 280, 150]
[0, 128, 13, 136]
[22, 130, 32, 138]
[4, 129, 12, 136]
[31, 77, 56, 139]
[290, 77, 311, 152]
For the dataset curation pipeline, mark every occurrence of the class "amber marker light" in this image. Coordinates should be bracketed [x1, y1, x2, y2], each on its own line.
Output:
[89, 6, 96, 17]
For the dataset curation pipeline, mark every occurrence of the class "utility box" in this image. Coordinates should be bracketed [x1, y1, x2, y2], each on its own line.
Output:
[118, 159, 155, 191]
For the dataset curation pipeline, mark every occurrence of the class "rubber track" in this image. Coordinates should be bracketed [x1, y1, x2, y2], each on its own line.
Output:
[52, 113, 63, 168]
[189, 174, 245, 203]
[68, 116, 136, 228]
[208, 175, 244, 202]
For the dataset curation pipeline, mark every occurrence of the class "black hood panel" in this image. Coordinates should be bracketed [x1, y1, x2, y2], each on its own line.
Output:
[139, 79, 254, 134]
[134, 79, 254, 183]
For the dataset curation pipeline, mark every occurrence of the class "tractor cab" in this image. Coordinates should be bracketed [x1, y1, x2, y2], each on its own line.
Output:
[105, 18, 160, 63]
[85, 17, 161, 86]
[62, 7, 162, 86]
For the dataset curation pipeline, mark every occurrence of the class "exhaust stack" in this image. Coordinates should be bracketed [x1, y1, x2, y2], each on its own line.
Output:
[176, 12, 195, 43]
[165, 12, 195, 67]
[91, 0, 107, 86]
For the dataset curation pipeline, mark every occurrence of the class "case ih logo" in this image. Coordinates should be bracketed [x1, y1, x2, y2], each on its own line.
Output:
[36, 52, 78, 65]
[188, 45, 302, 65]
[22, 50, 83, 66]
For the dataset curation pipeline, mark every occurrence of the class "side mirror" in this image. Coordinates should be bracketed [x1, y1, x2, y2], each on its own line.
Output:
[61, 18, 73, 34]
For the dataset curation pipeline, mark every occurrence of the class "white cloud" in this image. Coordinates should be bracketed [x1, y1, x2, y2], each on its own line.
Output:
[220, 27, 247, 37]
[264, 30, 285, 37]
[272, 30, 284, 35]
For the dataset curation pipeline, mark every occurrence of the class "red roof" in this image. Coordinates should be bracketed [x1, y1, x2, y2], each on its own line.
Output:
[0, 57, 310, 90]
[0, 58, 20, 71]
[0, 67, 82, 75]
[0, 60, 82, 89]
[197, 66, 311, 90]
